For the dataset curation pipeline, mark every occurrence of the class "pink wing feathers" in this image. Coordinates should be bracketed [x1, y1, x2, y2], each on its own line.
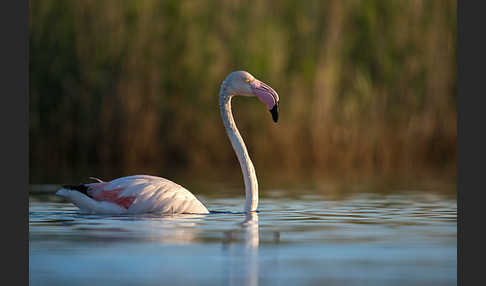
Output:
[86, 183, 136, 209]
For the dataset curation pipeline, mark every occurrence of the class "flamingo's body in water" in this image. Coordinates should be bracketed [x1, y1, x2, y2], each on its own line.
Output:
[56, 71, 280, 214]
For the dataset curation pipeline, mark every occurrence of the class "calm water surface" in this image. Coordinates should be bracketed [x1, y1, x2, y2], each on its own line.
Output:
[29, 183, 456, 286]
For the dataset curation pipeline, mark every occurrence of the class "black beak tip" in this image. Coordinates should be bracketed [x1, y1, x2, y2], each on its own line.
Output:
[270, 104, 279, 123]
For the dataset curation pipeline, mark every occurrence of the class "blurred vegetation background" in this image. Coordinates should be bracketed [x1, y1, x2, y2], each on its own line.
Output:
[29, 0, 456, 185]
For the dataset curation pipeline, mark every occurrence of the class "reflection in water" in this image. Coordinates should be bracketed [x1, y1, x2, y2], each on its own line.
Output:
[224, 213, 260, 286]
[242, 213, 259, 286]
[29, 190, 456, 286]
[137, 213, 206, 244]
[29, 208, 209, 246]
[241, 212, 260, 248]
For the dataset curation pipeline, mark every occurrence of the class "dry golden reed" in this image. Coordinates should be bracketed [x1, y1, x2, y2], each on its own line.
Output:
[29, 0, 456, 183]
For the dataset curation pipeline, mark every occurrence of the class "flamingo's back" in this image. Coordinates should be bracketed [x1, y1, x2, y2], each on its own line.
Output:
[57, 175, 209, 215]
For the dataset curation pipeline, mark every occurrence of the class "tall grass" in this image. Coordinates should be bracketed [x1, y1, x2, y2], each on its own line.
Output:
[29, 0, 456, 183]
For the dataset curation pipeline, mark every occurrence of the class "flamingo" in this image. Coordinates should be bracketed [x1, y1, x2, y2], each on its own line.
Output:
[56, 71, 280, 214]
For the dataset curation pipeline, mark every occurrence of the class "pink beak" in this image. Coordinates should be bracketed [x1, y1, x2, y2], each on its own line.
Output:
[250, 79, 280, 123]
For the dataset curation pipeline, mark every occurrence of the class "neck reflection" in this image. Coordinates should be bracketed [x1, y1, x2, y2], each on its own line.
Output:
[241, 212, 259, 248]
[224, 212, 260, 286]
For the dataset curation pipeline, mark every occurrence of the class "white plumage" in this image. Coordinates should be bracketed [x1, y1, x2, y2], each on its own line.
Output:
[57, 175, 209, 214]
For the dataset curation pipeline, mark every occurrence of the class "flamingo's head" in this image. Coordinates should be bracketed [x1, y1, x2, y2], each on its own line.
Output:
[224, 71, 280, 123]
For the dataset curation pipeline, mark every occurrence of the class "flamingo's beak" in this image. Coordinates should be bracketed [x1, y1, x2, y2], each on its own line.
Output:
[250, 79, 280, 123]
[269, 103, 279, 123]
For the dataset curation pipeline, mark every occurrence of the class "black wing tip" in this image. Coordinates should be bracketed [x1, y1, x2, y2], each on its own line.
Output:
[62, 184, 89, 195]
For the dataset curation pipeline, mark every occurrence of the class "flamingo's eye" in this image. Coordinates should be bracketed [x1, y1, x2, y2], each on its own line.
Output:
[245, 78, 250, 83]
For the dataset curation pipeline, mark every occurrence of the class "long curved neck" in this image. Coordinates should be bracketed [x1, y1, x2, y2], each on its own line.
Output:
[219, 84, 258, 212]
